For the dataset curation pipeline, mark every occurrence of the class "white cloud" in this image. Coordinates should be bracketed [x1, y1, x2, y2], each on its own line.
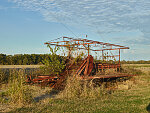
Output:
[10, 0, 150, 45]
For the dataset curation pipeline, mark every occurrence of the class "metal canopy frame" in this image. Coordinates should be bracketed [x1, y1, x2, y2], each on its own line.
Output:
[45, 36, 129, 63]
[45, 36, 129, 50]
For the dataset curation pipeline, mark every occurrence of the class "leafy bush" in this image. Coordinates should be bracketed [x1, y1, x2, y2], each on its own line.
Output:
[41, 44, 66, 75]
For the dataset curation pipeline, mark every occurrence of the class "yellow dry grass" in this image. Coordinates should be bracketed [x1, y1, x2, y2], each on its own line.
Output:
[0, 65, 43, 69]
[0, 64, 150, 112]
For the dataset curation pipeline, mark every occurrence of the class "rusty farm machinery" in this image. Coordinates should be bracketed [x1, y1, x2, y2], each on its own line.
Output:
[26, 36, 135, 90]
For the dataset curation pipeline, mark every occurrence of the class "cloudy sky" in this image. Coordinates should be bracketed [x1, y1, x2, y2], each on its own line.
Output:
[0, 0, 150, 60]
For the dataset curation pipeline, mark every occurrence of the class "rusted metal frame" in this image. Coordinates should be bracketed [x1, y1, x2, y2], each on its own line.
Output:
[47, 43, 94, 52]
[48, 43, 86, 52]
[118, 49, 121, 72]
[67, 37, 129, 49]
[82, 43, 91, 55]
[78, 44, 128, 50]
[96, 42, 126, 48]
[119, 49, 120, 64]
[62, 37, 103, 45]
[102, 50, 104, 61]
[51, 43, 126, 51]
[32, 76, 57, 82]
[71, 39, 126, 48]
[48, 43, 92, 51]
[77, 42, 129, 50]
[78, 74, 136, 80]
[75, 55, 93, 76]
[52, 76, 66, 89]
[67, 42, 97, 46]
[97, 64, 121, 71]
[92, 47, 129, 51]
[84, 56, 89, 75]
[88, 44, 90, 56]
[104, 55, 120, 57]
[68, 38, 99, 45]
[37, 75, 50, 78]
[97, 64, 121, 69]
[45, 40, 70, 44]
[97, 63, 120, 66]
[87, 55, 94, 76]
[46, 41, 128, 51]
[63, 36, 73, 40]
[63, 36, 129, 48]
[61, 39, 94, 48]
[92, 41, 127, 48]
[48, 42, 92, 50]
[75, 57, 88, 76]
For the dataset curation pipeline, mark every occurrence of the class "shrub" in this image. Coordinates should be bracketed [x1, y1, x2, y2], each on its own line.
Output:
[41, 45, 66, 75]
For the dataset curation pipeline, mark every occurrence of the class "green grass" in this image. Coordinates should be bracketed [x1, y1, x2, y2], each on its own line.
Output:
[7, 87, 150, 113]
[8, 80, 150, 113]
[0, 65, 150, 113]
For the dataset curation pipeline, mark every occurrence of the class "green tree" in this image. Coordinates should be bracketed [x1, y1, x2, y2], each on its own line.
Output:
[42, 45, 66, 75]
[0, 54, 7, 64]
[23, 56, 29, 65]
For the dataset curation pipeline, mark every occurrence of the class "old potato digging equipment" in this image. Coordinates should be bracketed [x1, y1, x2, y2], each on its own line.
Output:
[26, 36, 135, 90]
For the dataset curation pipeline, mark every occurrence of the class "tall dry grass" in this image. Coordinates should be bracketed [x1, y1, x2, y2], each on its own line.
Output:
[121, 65, 143, 75]
[0, 69, 33, 105]
[0, 69, 9, 84]
[57, 76, 107, 99]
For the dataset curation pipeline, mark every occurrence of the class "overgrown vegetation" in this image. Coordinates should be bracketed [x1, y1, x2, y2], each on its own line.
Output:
[0, 69, 33, 105]
[57, 76, 107, 99]
[41, 45, 65, 75]
[0, 69, 9, 84]
[0, 64, 150, 112]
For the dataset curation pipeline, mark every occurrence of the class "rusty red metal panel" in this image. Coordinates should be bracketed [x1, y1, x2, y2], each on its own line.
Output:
[79, 74, 136, 80]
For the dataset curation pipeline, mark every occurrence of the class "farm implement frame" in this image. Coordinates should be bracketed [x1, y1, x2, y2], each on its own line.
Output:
[26, 36, 135, 89]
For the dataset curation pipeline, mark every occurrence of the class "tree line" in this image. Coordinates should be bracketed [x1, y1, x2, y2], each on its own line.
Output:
[0, 53, 150, 65]
[0, 54, 55, 65]
[120, 60, 150, 64]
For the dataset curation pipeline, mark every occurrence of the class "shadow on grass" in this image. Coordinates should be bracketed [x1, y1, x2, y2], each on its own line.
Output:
[7, 89, 60, 113]
[8, 107, 35, 113]
[34, 89, 60, 102]
[146, 103, 150, 113]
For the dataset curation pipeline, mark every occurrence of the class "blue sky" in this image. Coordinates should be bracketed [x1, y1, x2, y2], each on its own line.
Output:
[0, 0, 150, 60]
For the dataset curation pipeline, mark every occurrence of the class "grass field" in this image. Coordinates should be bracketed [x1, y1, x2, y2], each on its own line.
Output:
[0, 64, 150, 113]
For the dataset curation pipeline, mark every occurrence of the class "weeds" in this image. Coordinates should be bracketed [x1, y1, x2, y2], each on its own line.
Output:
[121, 65, 143, 75]
[57, 76, 107, 99]
[1, 64, 149, 112]
[0, 69, 9, 84]
[0, 69, 33, 105]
